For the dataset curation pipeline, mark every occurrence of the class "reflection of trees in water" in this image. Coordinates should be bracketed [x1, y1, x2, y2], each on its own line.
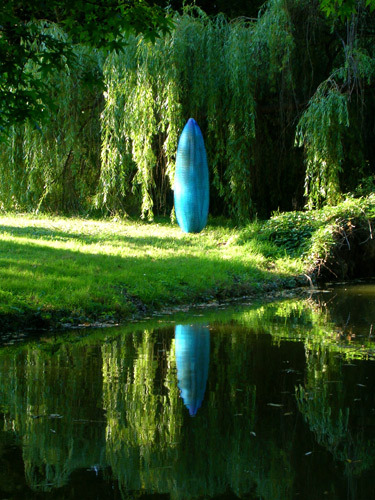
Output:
[0, 321, 299, 499]
[310, 285, 375, 337]
[0, 344, 106, 492]
[102, 328, 183, 494]
[297, 345, 375, 493]
[102, 326, 298, 500]
[2, 297, 375, 498]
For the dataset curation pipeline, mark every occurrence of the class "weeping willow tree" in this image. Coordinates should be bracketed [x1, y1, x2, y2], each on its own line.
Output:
[296, 2, 375, 208]
[99, 2, 295, 221]
[1, 1, 374, 218]
[0, 25, 103, 213]
[0, 3, 299, 218]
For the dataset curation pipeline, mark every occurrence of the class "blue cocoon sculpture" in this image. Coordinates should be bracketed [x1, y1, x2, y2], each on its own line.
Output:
[175, 324, 210, 417]
[174, 118, 209, 233]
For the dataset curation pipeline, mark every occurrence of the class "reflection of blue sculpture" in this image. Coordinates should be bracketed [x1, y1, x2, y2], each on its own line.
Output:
[175, 324, 210, 416]
[174, 118, 209, 233]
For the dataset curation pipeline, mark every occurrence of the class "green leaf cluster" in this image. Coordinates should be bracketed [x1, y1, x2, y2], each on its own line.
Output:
[0, 0, 173, 135]
[319, 0, 375, 21]
[297, 1, 375, 209]
[296, 82, 349, 209]
[262, 211, 320, 256]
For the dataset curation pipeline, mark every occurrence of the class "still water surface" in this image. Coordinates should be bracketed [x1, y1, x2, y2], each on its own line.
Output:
[1, 283, 375, 499]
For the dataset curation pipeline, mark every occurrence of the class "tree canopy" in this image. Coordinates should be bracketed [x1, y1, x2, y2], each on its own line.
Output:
[0, 0, 173, 135]
[320, 0, 375, 20]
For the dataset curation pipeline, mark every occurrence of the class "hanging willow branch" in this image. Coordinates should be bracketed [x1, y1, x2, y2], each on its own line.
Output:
[0, 24, 103, 213]
[296, 78, 350, 209]
[3, 2, 352, 219]
[98, 3, 295, 221]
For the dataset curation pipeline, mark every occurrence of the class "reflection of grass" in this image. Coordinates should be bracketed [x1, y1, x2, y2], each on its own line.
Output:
[0, 214, 304, 329]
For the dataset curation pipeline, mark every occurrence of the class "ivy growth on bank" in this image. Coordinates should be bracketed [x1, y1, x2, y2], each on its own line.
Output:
[242, 194, 375, 279]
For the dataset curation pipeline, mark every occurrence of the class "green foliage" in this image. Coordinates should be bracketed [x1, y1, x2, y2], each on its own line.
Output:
[99, 5, 295, 220]
[237, 194, 375, 282]
[319, 0, 375, 21]
[304, 196, 375, 276]
[297, 0, 375, 210]
[0, 214, 302, 330]
[0, 31, 104, 212]
[296, 81, 349, 209]
[1, 0, 375, 219]
[0, 0, 173, 137]
[98, 31, 182, 218]
[0, 18, 72, 134]
[262, 211, 320, 256]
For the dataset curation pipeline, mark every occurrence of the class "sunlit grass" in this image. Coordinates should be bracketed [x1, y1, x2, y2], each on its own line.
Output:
[0, 214, 304, 326]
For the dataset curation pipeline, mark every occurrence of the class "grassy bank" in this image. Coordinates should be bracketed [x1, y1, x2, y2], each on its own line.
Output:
[0, 214, 305, 331]
[256, 194, 375, 280]
[1, 194, 374, 332]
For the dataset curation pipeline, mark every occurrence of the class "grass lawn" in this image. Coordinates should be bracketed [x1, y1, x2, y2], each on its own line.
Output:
[0, 214, 305, 330]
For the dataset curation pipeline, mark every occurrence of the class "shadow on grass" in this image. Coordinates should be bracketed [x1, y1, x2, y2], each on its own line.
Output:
[0, 228, 296, 332]
[0, 224, 222, 251]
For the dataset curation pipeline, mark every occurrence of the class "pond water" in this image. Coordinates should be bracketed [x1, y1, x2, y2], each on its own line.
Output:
[1, 282, 375, 499]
